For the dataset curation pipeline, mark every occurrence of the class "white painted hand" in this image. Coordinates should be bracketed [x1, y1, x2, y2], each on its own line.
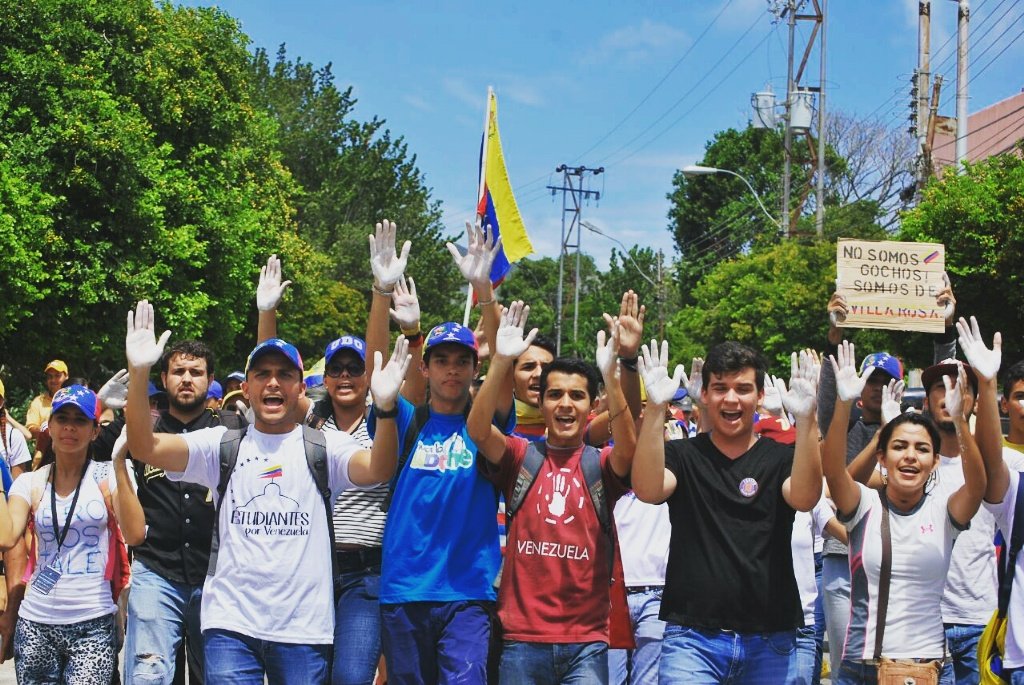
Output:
[370, 336, 412, 409]
[494, 301, 538, 359]
[112, 425, 129, 462]
[762, 375, 785, 417]
[956, 315, 1001, 381]
[125, 301, 171, 371]
[369, 219, 411, 290]
[686, 357, 705, 408]
[783, 349, 819, 419]
[97, 369, 130, 410]
[637, 339, 685, 406]
[830, 340, 869, 402]
[446, 221, 501, 288]
[881, 378, 906, 425]
[256, 254, 292, 311]
[595, 319, 621, 381]
[943, 366, 969, 422]
[938, 272, 956, 325]
[388, 275, 421, 331]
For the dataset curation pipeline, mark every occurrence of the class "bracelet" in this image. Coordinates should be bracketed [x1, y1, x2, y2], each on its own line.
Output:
[373, 404, 399, 419]
[476, 297, 495, 307]
[405, 331, 424, 348]
[400, 326, 422, 337]
[372, 284, 394, 297]
[618, 355, 638, 372]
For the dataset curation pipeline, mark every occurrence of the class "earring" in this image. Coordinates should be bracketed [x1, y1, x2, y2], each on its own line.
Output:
[881, 471, 888, 486]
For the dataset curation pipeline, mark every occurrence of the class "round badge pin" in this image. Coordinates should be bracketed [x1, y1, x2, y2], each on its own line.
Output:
[738, 477, 759, 498]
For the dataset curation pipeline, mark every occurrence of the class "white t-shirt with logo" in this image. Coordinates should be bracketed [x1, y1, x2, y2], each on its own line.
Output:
[937, 448, 1024, 625]
[983, 467, 1024, 668]
[613, 492, 669, 587]
[10, 461, 125, 625]
[792, 493, 833, 624]
[1, 429, 31, 471]
[842, 482, 964, 660]
[173, 425, 364, 644]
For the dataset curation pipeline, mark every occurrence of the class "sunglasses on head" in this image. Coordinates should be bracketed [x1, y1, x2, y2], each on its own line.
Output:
[326, 362, 366, 378]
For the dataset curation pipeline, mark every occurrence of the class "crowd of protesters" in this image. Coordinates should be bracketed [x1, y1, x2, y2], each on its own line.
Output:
[0, 219, 1023, 685]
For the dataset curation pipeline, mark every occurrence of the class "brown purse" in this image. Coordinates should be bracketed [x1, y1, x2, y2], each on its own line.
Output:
[873, 491, 941, 685]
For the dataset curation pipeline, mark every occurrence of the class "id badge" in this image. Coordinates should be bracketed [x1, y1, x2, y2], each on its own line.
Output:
[33, 563, 62, 596]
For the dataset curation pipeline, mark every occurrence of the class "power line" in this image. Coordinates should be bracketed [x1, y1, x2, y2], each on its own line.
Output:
[593, 11, 769, 167]
[572, 0, 737, 162]
[968, 22, 1024, 87]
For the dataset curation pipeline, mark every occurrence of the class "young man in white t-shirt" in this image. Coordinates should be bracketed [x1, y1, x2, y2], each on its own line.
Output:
[123, 300, 410, 685]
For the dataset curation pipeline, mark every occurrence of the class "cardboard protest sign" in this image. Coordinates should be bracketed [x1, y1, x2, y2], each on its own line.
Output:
[835, 239, 946, 333]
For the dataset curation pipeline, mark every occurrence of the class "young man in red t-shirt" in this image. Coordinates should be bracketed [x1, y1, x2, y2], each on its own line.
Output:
[467, 301, 637, 684]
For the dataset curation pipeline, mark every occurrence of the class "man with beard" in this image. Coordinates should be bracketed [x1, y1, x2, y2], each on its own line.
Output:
[96, 340, 243, 684]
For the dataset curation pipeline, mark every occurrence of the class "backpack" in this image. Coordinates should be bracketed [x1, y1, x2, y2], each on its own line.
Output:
[980, 473, 1024, 684]
[379, 401, 472, 513]
[208, 425, 339, 598]
[305, 398, 335, 431]
[501, 441, 635, 649]
[23, 462, 131, 605]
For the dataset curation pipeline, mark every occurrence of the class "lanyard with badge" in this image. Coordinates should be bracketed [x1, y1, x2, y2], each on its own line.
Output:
[33, 459, 90, 595]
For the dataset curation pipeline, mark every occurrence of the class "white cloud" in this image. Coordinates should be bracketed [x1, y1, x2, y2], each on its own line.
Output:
[402, 93, 433, 112]
[579, 19, 690, 65]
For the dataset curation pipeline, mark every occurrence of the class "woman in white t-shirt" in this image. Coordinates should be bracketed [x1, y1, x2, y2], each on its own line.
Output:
[0, 385, 145, 685]
[823, 342, 985, 685]
[0, 379, 32, 480]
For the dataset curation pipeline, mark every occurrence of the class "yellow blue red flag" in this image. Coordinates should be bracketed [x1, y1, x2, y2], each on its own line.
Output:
[477, 88, 533, 285]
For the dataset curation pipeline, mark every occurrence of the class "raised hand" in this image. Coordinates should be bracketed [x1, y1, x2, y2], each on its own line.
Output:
[389, 275, 421, 332]
[828, 291, 849, 327]
[98, 369, 130, 410]
[446, 221, 501, 288]
[686, 357, 705, 408]
[784, 349, 819, 419]
[369, 219, 412, 290]
[637, 339, 685, 406]
[956, 315, 1001, 381]
[943, 366, 969, 422]
[608, 290, 645, 358]
[256, 254, 292, 312]
[112, 425, 129, 462]
[494, 301, 538, 359]
[370, 336, 412, 409]
[881, 378, 906, 425]
[829, 340, 869, 402]
[595, 319, 621, 381]
[762, 375, 786, 417]
[126, 300, 171, 370]
[937, 272, 956, 325]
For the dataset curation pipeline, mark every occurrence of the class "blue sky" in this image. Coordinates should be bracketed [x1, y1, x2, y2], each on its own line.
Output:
[187, 0, 1024, 270]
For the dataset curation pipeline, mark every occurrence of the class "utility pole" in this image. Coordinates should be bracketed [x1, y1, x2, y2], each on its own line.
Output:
[547, 165, 603, 356]
[954, 0, 970, 171]
[774, 0, 825, 236]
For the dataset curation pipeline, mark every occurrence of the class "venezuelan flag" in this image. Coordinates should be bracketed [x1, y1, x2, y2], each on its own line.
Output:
[259, 464, 283, 479]
[476, 88, 534, 286]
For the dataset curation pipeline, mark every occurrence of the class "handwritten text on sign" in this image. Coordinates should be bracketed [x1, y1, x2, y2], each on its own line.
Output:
[836, 239, 946, 333]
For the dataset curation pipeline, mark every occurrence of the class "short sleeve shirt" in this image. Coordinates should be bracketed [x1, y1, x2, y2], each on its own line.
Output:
[660, 434, 803, 632]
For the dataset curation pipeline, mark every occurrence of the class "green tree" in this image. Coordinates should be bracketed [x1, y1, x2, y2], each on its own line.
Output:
[900, 146, 1024, 362]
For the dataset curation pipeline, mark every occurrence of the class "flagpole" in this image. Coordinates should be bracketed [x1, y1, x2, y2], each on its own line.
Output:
[464, 87, 493, 327]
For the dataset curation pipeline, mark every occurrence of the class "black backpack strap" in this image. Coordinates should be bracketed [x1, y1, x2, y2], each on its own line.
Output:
[998, 471, 1024, 615]
[300, 425, 338, 596]
[507, 441, 546, 518]
[380, 403, 432, 513]
[208, 426, 247, 577]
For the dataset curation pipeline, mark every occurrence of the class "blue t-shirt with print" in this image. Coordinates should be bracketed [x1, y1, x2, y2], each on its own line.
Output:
[369, 396, 509, 604]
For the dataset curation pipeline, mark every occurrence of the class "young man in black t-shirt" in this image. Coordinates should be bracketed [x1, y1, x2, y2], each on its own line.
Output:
[632, 340, 822, 684]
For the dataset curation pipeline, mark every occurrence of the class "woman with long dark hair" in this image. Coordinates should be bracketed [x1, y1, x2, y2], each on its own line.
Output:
[0, 384, 144, 684]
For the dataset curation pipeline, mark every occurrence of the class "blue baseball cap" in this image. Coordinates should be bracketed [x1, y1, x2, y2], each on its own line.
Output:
[226, 371, 245, 383]
[860, 352, 903, 382]
[324, 335, 367, 364]
[51, 385, 99, 421]
[424, 322, 478, 357]
[147, 381, 165, 397]
[207, 380, 224, 400]
[245, 338, 304, 375]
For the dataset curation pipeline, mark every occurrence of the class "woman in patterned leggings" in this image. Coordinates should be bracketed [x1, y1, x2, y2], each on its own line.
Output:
[0, 385, 145, 684]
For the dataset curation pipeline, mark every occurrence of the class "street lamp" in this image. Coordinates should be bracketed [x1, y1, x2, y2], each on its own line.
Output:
[681, 164, 782, 229]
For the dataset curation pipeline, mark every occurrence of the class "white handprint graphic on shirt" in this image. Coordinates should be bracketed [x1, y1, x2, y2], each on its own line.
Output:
[548, 473, 568, 517]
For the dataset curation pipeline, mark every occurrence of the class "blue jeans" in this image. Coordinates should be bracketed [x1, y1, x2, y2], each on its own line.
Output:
[204, 629, 329, 684]
[823, 554, 851, 664]
[658, 623, 798, 684]
[608, 587, 666, 684]
[333, 567, 382, 685]
[813, 551, 825, 685]
[793, 625, 819, 685]
[939, 623, 984, 685]
[381, 600, 494, 685]
[835, 659, 877, 685]
[500, 641, 608, 684]
[1011, 669, 1024, 684]
[123, 560, 204, 684]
